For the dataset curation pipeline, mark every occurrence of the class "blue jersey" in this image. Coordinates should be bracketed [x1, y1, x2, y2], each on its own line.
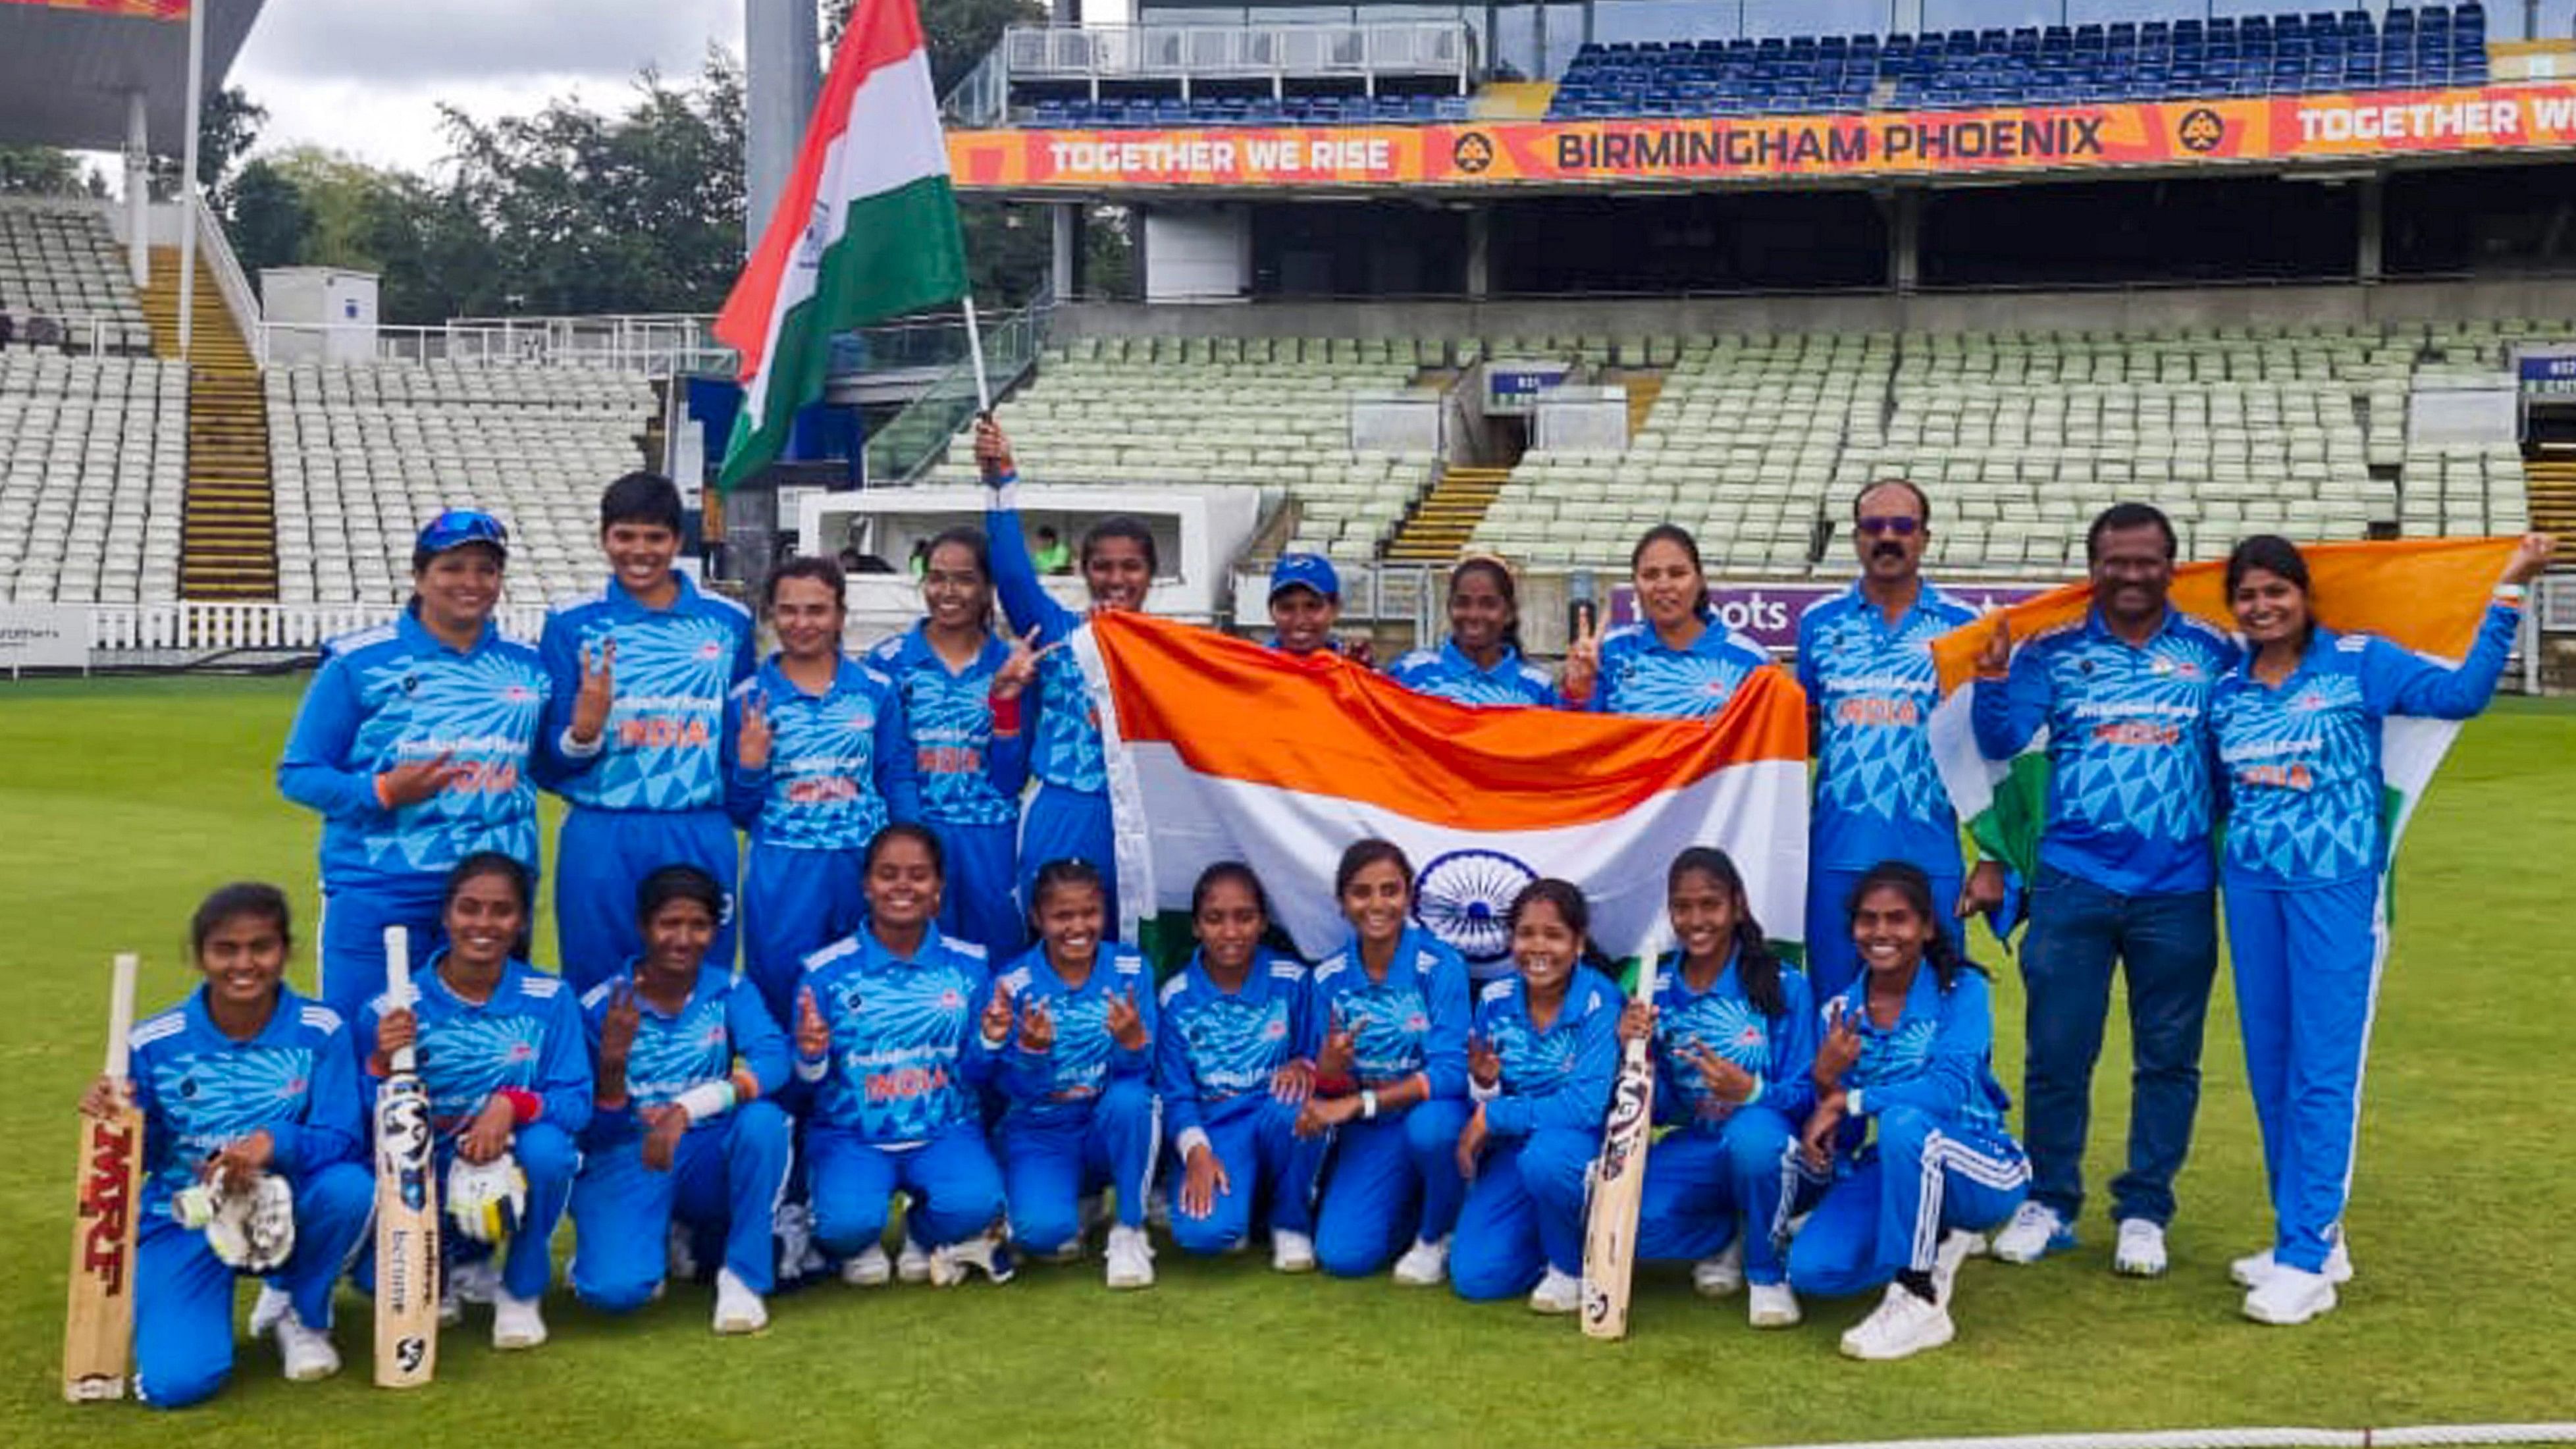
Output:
[1644, 951, 1818, 1130]
[798, 925, 997, 1144]
[993, 943, 1156, 1130]
[987, 502, 1108, 795]
[865, 623, 1032, 829]
[1973, 608, 2240, 895]
[539, 573, 758, 814]
[1156, 949, 1310, 1143]
[2212, 606, 2517, 889]
[1586, 614, 1775, 719]
[355, 957, 592, 1139]
[277, 610, 551, 887]
[725, 656, 919, 850]
[1388, 641, 1561, 708]
[1797, 581, 1982, 873]
[1821, 966, 2013, 1149]
[126, 987, 364, 1212]
[1471, 967, 1622, 1139]
[1309, 925, 1472, 1099]
[576, 966, 791, 1147]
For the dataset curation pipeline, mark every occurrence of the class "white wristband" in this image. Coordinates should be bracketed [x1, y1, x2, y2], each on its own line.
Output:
[1360, 1088, 1380, 1120]
[1174, 1126, 1212, 1163]
[673, 1080, 737, 1124]
[1846, 1087, 1865, 1118]
[1743, 1072, 1765, 1108]
[1469, 1078, 1501, 1104]
[558, 724, 604, 759]
[795, 1054, 828, 1084]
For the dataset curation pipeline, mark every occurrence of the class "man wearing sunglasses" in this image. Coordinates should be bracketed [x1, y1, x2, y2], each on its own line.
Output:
[1793, 479, 1997, 1009]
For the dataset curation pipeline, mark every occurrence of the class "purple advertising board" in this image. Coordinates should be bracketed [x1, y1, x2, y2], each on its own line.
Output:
[1606, 580, 2054, 650]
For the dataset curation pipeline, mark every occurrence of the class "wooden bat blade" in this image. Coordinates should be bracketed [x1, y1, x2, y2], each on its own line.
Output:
[1580, 1043, 1656, 1341]
[373, 1072, 438, 1389]
[63, 1108, 144, 1402]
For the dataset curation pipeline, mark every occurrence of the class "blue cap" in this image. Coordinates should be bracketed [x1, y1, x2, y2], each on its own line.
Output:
[1270, 552, 1338, 600]
[414, 509, 510, 563]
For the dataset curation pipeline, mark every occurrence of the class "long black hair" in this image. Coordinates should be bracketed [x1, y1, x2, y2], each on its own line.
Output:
[1630, 522, 1712, 618]
[1667, 847, 1786, 1018]
[1448, 556, 1523, 654]
[1845, 860, 1985, 994]
[190, 882, 292, 959]
[1506, 878, 1617, 976]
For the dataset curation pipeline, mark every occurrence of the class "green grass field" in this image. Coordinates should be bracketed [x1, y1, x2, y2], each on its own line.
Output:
[3, 675, 2572, 1448]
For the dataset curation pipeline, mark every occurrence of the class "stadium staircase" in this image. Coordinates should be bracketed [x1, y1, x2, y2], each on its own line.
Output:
[143, 249, 276, 600]
[1384, 465, 1509, 564]
[2526, 452, 2576, 540]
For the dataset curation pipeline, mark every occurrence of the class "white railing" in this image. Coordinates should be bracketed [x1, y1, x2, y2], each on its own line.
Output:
[1, 311, 130, 356]
[1003, 21, 1475, 82]
[257, 315, 735, 376]
[83, 601, 554, 654]
[189, 190, 263, 364]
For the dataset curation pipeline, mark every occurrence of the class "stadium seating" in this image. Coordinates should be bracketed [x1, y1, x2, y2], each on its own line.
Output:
[0, 201, 151, 355]
[0, 354, 186, 603]
[263, 361, 657, 606]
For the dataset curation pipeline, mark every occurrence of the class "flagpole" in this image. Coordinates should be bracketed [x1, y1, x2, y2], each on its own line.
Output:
[962, 295, 993, 413]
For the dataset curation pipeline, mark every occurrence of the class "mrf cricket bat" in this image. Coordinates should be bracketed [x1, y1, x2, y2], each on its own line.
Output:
[63, 952, 142, 1402]
[374, 926, 438, 1388]
[1581, 948, 1661, 1340]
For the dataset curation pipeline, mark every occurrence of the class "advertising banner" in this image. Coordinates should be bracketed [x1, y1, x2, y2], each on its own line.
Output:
[1605, 581, 2051, 651]
[0, 0, 188, 18]
[0, 603, 92, 670]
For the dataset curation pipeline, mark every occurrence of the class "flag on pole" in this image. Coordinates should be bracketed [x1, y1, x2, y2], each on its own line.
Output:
[1074, 612, 1811, 967]
[714, 0, 968, 491]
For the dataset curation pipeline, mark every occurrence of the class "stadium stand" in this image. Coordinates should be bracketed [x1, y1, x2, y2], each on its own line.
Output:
[0, 201, 151, 355]
[0, 353, 187, 603]
[1028, 93, 1471, 129]
[974, 18, 1477, 129]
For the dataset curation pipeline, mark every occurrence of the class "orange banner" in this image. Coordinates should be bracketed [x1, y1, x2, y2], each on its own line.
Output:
[951, 82, 2576, 191]
[0, 0, 188, 17]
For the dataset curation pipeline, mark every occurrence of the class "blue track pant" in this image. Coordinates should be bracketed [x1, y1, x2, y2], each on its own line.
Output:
[1806, 864, 1964, 1008]
[741, 843, 867, 1026]
[1788, 1107, 2030, 1297]
[928, 817, 1023, 960]
[134, 1161, 371, 1409]
[570, 1100, 793, 1309]
[2224, 871, 2384, 1275]
[999, 1078, 1158, 1253]
[1634, 1105, 1818, 1286]
[1169, 1098, 1328, 1255]
[1450, 1128, 1596, 1300]
[1313, 1098, 1471, 1278]
[554, 806, 739, 992]
[440, 1123, 577, 1302]
[319, 872, 448, 1020]
[1017, 783, 1117, 922]
[807, 1121, 1007, 1254]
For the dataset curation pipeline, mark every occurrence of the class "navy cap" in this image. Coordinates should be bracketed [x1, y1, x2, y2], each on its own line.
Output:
[1269, 552, 1338, 600]
[414, 509, 510, 564]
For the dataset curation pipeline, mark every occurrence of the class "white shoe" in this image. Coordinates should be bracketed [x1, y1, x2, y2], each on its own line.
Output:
[1931, 1228, 1981, 1307]
[273, 1306, 340, 1382]
[1747, 1282, 1801, 1329]
[1271, 1230, 1317, 1275]
[1390, 1236, 1450, 1287]
[1527, 1267, 1582, 1315]
[452, 1257, 501, 1306]
[248, 1283, 292, 1337]
[1104, 1225, 1155, 1290]
[929, 1229, 1016, 1288]
[712, 1267, 768, 1334]
[438, 1278, 463, 1328]
[1839, 1283, 1957, 1361]
[2241, 1265, 2339, 1326]
[896, 1230, 933, 1284]
[2113, 1218, 2169, 1278]
[772, 1202, 818, 1284]
[668, 1221, 700, 1282]
[1990, 1202, 2075, 1265]
[841, 1244, 893, 1288]
[491, 1290, 547, 1351]
[2231, 1236, 2354, 1289]
[1691, 1238, 1746, 1298]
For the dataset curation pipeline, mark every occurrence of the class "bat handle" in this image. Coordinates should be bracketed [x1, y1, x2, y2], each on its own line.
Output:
[384, 926, 411, 1001]
[103, 953, 139, 1081]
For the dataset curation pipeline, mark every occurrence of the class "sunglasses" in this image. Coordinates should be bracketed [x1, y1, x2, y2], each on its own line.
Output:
[1856, 516, 1922, 537]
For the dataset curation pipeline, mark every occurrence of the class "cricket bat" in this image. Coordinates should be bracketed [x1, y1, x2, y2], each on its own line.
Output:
[63, 952, 142, 1402]
[1580, 948, 1661, 1340]
[374, 926, 438, 1388]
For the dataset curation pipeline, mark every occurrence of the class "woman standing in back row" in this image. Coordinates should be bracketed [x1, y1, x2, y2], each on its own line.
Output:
[1388, 556, 1560, 708]
[1562, 525, 1777, 719]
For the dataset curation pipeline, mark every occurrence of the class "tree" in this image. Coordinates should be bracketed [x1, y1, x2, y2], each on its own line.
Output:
[154, 86, 265, 204]
[829, 0, 1045, 96]
[224, 159, 312, 276]
[0, 145, 102, 198]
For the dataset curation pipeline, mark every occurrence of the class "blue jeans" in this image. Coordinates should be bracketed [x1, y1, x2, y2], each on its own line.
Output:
[2020, 866, 2217, 1227]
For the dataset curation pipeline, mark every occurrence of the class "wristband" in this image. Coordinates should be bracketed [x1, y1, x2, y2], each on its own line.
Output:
[558, 724, 605, 759]
[1469, 1078, 1500, 1104]
[1845, 1087, 1865, 1118]
[1360, 1088, 1380, 1121]
[981, 1028, 1009, 1051]
[1174, 1126, 1212, 1162]
[1743, 1072, 1765, 1108]
[795, 1053, 829, 1084]
[672, 1080, 737, 1125]
[2494, 583, 2528, 605]
[496, 1088, 541, 1125]
[988, 692, 1022, 735]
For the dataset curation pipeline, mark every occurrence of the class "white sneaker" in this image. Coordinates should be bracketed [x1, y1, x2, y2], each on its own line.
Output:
[1390, 1236, 1450, 1287]
[437, 1278, 463, 1327]
[712, 1267, 768, 1334]
[896, 1230, 933, 1284]
[1747, 1281, 1801, 1328]
[667, 1221, 700, 1282]
[2230, 1236, 2354, 1289]
[772, 1202, 820, 1284]
[1839, 1283, 1957, 1361]
[491, 1290, 547, 1351]
[2113, 1218, 2169, 1278]
[929, 1229, 1016, 1288]
[453, 1257, 501, 1306]
[1104, 1225, 1155, 1290]
[273, 1305, 340, 1382]
[1527, 1267, 1582, 1315]
[1990, 1202, 2075, 1265]
[1691, 1238, 1746, 1298]
[1271, 1230, 1317, 1274]
[248, 1283, 292, 1337]
[841, 1244, 893, 1288]
[1931, 1228, 1981, 1307]
[2241, 1265, 2339, 1326]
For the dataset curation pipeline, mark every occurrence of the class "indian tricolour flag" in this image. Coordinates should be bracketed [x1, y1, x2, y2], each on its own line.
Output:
[1074, 612, 1811, 968]
[1925, 536, 2525, 928]
[714, 0, 967, 490]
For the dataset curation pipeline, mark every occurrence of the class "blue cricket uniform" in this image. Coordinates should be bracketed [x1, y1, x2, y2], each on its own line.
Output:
[569, 965, 793, 1307]
[1796, 581, 1982, 1002]
[795, 924, 1007, 1253]
[2212, 603, 2517, 1275]
[1632, 952, 1822, 1286]
[1973, 606, 2237, 1230]
[355, 957, 592, 1301]
[986, 496, 1124, 917]
[1307, 924, 1474, 1277]
[1450, 968, 1623, 1301]
[1157, 948, 1327, 1255]
[125, 988, 371, 1409]
[991, 942, 1159, 1253]
[1787, 967, 2029, 1297]
[1582, 612, 1775, 718]
[866, 623, 1033, 959]
[725, 655, 920, 1024]
[1387, 640, 1562, 708]
[277, 608, 550, 1018]
[539, 573, 758, 989]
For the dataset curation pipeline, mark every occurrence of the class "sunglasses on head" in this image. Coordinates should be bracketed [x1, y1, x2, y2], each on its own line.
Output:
[1856, 516, 1921, 537]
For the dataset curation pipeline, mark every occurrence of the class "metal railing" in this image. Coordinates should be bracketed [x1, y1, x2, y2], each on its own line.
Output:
[252, 311, 994, 380]
[190, 190, 264, 364]
[949, 20, 1479, 122]
[863, 292, 1055, 485]
[78, 600, 552, 655]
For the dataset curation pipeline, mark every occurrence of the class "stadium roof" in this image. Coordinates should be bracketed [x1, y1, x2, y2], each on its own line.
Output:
[0, 0, 267, 153]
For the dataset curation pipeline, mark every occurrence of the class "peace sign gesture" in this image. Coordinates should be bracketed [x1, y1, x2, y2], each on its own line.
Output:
[1016, 996, 1056, 1055]
[992, 626, 1047, 703]
[570, 637, 617, 747]
[1812, 1000, 1863, 1092]
[736, 690, 772, 770]
[1561, 609, 1603, 705]
[1317, 1006, 1362, 1084]
[1104, 984, 1149, 1053]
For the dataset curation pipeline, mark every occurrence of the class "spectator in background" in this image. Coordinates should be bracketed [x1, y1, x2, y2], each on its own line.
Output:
[0, 311, 16, 350]
[1031, 526, 1073, 576]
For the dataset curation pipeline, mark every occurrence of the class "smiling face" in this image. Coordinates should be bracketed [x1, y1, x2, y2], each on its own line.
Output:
[602, 520, 680, 598]
[1084, 535, 1153, 612]
[1850, 883, 1933, 982]
[1269, 586, 1337, 654]
[1667, 864, 1741, 968]
[865, 836, 943, 932]
[2231, 566, 2310, 650]
[641, 896, 715, 981]
[770, 573, 845, 662]
[1448, 567, 1514, 656]
[443, 870, 526, 973]
[1193, 877, 1265, 974]
[415, 546, 504, 633]
[2090, 522, 2174, 630]
[197, 910, 288, 1013]
[920, 542, 990, 632]
[1633, 537, 1704, 631]
[1511, 897, 1581, 997]
[1339, 857, 1411, 947]
[1852, 482, 1928, 586]
[1037, 880, 1105, 970]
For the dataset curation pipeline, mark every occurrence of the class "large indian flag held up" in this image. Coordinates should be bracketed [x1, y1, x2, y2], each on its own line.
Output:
[714, 0, 966, 491]
[1074, 612, 1810, 969]
[1926, 536, 2525, 924]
